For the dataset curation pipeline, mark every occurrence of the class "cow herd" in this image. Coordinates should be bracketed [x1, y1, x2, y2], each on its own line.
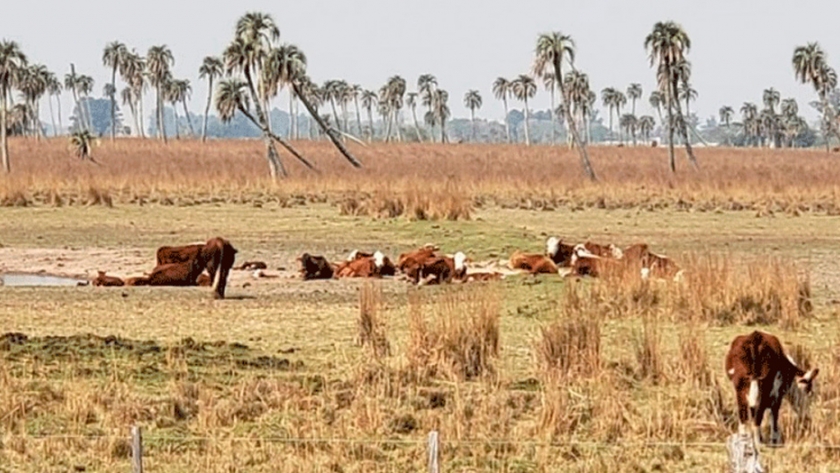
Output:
[87, 237, 819, 448]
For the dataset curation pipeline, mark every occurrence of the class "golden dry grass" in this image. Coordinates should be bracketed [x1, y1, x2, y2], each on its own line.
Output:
[2, 138, 840, 218]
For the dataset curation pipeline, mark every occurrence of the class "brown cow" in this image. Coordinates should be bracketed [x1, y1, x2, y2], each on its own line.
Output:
[725, 331, 818, 446]
[151, 237, 237, 299]
[641, 252, 682, 280]
[92, 271, 124, 287]
[546, 237, 575, 267]
[156, 244, 203, 266]
[509, 251, 558, 275]
[336, 251, 395, 278]
[417, 252, 468, 285]
[397, 246, 440, 280]
[124, 276, 150, 286]
[568, 245, 622, 278]
[583, 241, 622, 259]
[298, 253, 335, 280]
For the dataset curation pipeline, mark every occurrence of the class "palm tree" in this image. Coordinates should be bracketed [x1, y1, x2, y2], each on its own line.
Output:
[19, 64, 49, 138]
[0, 41, 28, 169]
[121, 86, 137, 135]
[265, 44, 306, 139]
[541, 72, 557, 144]
[463, 90, 482, 142]
[361, 89, 378, 142]
[620, 114, 638, 146]
[351, 84, 363, 138]
[534, 32, 595, 179]
[323, 80, 343, 134]
[384, 75, 406, 142]
[627, 83, 642, 116]
[147, 45, 174, 142]
[46, 72, 61, 136]
[792, 42, 839, 149]
[70, 129, 96, 162]
[64, 68, 83, 132]
[741, 102, 758, 147]
[565, 71, 591, 144]
[175, 79, 194, 136]
[102, 41, 127, 141]
[781, 98, 798, 118]
[431, 88, 450, 143]
[165, 78, 181, 139]
[762, 88, 780, 114]
[512, 74, 536, 145]
[638, 115, 655, 143]
[78, 75, 95, 134]
[102, 83, 117, 134]
[406, 92, 423, 141]
[492, 77, 512, 143]
[645, 21, 697, 172]
[601, 87, 618, 138]
[122, 52, 146, 138]
[649, 90, 664, 126]
[417, 74, 437, 138]
[719, 106, 734, 127]
[678, 82, 697, 117]
[198, 56, 223, 142]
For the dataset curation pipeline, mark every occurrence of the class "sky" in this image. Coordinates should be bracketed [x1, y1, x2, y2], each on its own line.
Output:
[3, 0, 840, 126]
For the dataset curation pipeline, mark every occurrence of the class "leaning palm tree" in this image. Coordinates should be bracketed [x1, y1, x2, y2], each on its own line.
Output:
[645, 21, 697, 172]
[361, 89, 378, 142]
[102, 41, 127, 140]
[147, 45, 174, 142]
[198, 56, 223, 142]
[627, 83, 642, 116]
[463, 89, 482, 142]
[512, 74, 536, 145]
[638, 115, 655, 143]
[264, 44, 306, 139]
[534, 32, 596, 179]
[406, 92, 423, 141]
[70, 129, 97, 163]
[492, 77, 512, 143]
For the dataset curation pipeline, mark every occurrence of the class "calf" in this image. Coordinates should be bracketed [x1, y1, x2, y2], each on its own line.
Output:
[546, 237, 575, 267]
[298, 253, 335, 280]
[236, 261, 268, 271]
[92, 271, 124, 287]
[725, 331, 818, 446]
[509, 251, 558, 275]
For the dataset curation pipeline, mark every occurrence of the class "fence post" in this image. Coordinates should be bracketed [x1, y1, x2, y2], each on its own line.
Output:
[131, 425, 144, 473]
[427, 430, 440, 473]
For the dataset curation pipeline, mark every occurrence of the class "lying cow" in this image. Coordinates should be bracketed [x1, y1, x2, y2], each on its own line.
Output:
[725, 331, 818, 447]
[509, 251, 558, 275]
[546, 237, 575, 267]
[298, 253, 334, 280]
[397, 246, 440, 281]
[417, 252, 468, 285]
[568, 245, 622, 278]
[236, 261, 268, 271]
[583, 241, 623, 259]
[336, 251, 395, 278]
[92, 271, 124, 287]
[642, 251, 683, 280]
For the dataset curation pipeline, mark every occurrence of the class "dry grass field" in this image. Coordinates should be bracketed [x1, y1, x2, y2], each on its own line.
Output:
[1, 139, 840, 472]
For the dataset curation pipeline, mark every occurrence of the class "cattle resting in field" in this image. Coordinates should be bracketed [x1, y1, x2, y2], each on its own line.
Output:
[417, 252, 468, 285]
[509, 251, 559, 275]
[92, 271, 124, 287]
[546, 237, 575, 267]
[725, 331, 818, 447]
[298, 253, 335, 280]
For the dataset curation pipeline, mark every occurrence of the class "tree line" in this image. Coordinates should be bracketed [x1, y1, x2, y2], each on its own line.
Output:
[0, 15, 835, 178]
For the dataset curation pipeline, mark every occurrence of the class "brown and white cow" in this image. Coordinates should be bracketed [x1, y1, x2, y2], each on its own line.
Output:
[417, 252, 468, 285]
[641, 251, 683, 281]
[568, 245, 622, 278]
[546, 237, 576, 267]
[298, 253, 335, 280]
[725, 331, 818, 446]
[336, 251, 395, 278]
[509, 251, 559, 275]
[397, 246, 440, 281]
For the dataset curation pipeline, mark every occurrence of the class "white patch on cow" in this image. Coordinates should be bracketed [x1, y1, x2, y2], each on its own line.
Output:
[803, 369, 815, 381]
[347, 250, 359, 262]
[373, 251, 385, 268]
[609, 244, 624, 259]
[770, 371, 784, 401]
[252, 269, 264, 279]
[728, 368, 736, 376]
[748, 380, 760, 408]
[640, 267, 651, 280]
[454, 252, 467, 271]
[738, 423, 749, 436]
[546, 237, 560, 257]
[786, 354, 798, 367]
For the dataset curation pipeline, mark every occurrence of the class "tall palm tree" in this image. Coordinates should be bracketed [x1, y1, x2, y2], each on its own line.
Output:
[77, 75, 95, 135]
[385, 75, 406, 142]
[565, 71, 591, 144]
[122, 52, 146, 138]
[46, 72, 61, 136]
[19, 64, 49, 138]
[781, 98, 798, 118]
[165, 78, 181, 139]
[463, 89, 482, 142]
[121, 86, 137, 135]
[323, 79, 343, 134]
[627, 83, 642, 116]
[417, 73, 437, 138]
[351, 84, 363, 138]
[762, 88, 780, 114]
[534, 32, 595, 179]
[64, 68, 84, 132]
[645, 21, 697, 172]
[406, 92, 423, 141]
[102, 41, 127, 141]
[492, 77, 512, 143]
[198, 56, 223, 142]
[792, 42, 837, 148]
[719, 106, 734, 127]
[649, 90, 664, 126]
[265, 44, 306, 139]
[620, 114, 638, 146]
[361, 89, 378, 142]
[541, 72, 557, 144]
[638, 115, 655, 143]
[102, 83, 117, 134]
[741, 102, 758, 147]
[0, 41, 27, 172]
[431, 88, 450, 143]
[601, 87, 618, 138]
[511, 74, 536, 145]
[147, 45, 174, 142]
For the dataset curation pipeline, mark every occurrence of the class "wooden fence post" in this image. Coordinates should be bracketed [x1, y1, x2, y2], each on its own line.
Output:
[427, 430, 440, 473]
[131, 425, 144, 473]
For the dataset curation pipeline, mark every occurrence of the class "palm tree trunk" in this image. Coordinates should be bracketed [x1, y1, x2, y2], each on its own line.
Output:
[157, 86, 167, 143]
[69, 87, 81, 132]
[502, 96, 511, 144]
[354, 96, 363, 139]
[110, 65, 117, 141]
[182, 100, 195, 136]
[671, 78, 698, 168]
[555, 65, 596, 180]
[329, 99, 341, 133]
[287, 91, 294, 139]
[83, 94, 93, 134]
[549, 88, 556, 145]
[341, 103, 349, 135]
[1, 88, 9, 173]
[470, 108, 476, 142]
[171, 103, 180, 139]
[138, 91, 146, 138]
[265, 98, 273, 133]
[292, 82, 362, 168]
[440, 115, 446, 143]
[202, 76, 213, 142]
[666, 102, 676, 172]
[395, 108, 403, 142]
[366, 107, 374, 143]
[48, 95, 57, 137]
[523, 100, 531, 146]
[384, 111, 393, 142]
[56, 95, 63, 136]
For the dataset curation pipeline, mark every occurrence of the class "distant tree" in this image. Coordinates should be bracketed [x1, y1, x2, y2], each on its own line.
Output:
[627, 83, 642, 116]
[645, 21, 697, 172]
[792, 42, 838, 149]
[0, 40, 28, 168]
[601, 87, 618, 138]
[418, 74, 437, 139]
[64, 68, 84, 132]
[406, 91, 423, 141]
[198, 56, 223, 142]
[638, 115, 655, 143]
[741, 102, 758, 146]
[102, 41, 127, 140]
[70, 129, 96, 162]
[122, 52, 146, 138]
[512, 74, 536, 145]
[45, 71, 62, 136]
[19, 64, 49, 139]
[492, 77, 512, 143]
[351, 84, 363, 138]
[541, 72, 558, 144]
[77, 75, 95, 135]
[762, 88, 780, 114]
[147, 45, 174, 142]
[620, 113, 638, 146]
[649, 90, 664, 127]
[361, 89, 378, 142]
[719, 105, 734, 127]
[463, 89, 482, 142]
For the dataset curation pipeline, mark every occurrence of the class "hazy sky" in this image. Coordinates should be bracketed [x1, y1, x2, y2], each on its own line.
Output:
[3, 0, 840, 125]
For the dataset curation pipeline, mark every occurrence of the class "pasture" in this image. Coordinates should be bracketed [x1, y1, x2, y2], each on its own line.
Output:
[1, 140, 840, 472]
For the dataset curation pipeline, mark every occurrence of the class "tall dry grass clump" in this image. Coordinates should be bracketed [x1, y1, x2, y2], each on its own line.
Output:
[536, 285, 602, 381]
[357, 282, 390, 359]
[407, 286, 500, 381]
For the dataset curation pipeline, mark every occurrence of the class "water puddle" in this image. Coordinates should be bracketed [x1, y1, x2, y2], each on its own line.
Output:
[0, 273, 89, 287]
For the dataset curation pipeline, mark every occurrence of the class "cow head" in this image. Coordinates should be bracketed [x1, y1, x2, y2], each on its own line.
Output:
[453, 252, 468, 271]
[796, 368, 819, 394]
[546, 237, 560, 257]
[373, 251, 386, 269]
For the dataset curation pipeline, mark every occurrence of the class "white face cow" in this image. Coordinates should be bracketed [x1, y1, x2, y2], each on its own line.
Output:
[546, 237, 560, 258]
[453, 252, 468, 271]
[373, 251, 386, 268]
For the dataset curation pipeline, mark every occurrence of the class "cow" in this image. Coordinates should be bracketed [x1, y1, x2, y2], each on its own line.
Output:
[124, 276, 150, 286]
[92, 271, 124, 287]
[725, 331, 819, 447]
[149, 238, 237, 298]
[509, 251, 559, 275]
[417, 252, 468, 285]
[641, 251, 683, 281]
[336, 251, 395, 278]
[298, 253, 335, 280]
[583, 241, 622, 259]
[397, 246, 440, 280]
[156, 244, 203, 266]
[568, 245, 621, 278]
[546, 237, 575, 267]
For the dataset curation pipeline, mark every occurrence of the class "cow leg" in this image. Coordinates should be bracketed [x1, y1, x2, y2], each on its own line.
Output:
[768, 406, 782, 445]
[753, 405, 766, 445]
